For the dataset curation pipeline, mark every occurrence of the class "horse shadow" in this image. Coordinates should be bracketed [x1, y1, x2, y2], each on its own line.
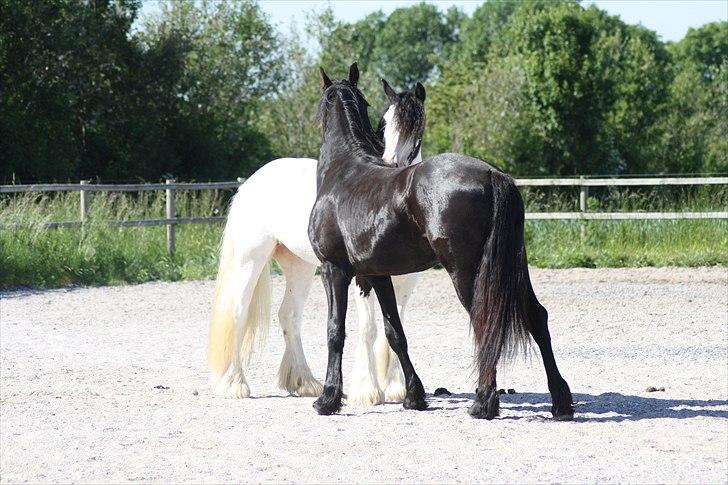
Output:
[437, 391, 728, 422]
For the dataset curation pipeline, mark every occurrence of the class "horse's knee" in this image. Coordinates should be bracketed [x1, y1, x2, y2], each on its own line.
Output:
[326, 322, 345, 352]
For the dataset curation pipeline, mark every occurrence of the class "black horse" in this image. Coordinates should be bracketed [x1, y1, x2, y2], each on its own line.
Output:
[308, 63, 574, 420]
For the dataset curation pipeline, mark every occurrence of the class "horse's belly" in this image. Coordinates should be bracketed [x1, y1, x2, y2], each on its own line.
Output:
[351, 235, 436, 276]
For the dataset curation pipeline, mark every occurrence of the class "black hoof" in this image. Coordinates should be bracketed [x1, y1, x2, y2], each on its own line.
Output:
[468, 389, 499, 419]
[552, 404, 574, 421]
[403, 394, 428, 410]
[550, 379, 574, 421]
[552, 412, 574, 421]
[467, 399, 499, 419]
[312, 388, 342, 415]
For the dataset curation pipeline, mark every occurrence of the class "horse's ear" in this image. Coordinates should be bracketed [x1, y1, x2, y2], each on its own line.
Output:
[348, 62, 359, 85]
[415, 82, 426, 102]
[382, 78, 397, 104]
[320, 67, 332, 90]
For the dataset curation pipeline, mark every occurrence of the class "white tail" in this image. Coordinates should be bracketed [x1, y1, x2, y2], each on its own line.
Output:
[239, 262, 271, 365]
[208, 194, 273, 378]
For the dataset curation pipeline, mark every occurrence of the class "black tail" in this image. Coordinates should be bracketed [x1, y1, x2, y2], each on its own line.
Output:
[470, 170, 532, 383]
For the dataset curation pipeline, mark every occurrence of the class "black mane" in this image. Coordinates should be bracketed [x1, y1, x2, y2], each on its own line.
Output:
[317, 80, 384, 161]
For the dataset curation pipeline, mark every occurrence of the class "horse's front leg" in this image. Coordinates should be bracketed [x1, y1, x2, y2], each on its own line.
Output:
[369, 276, 427, 411]
[312, 262, 352, 415]
[374, 273, 419, 402]
[348, 277, 385, 406]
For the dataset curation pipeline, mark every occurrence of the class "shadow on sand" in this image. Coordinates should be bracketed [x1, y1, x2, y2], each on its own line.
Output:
[438, 391, 727, 422]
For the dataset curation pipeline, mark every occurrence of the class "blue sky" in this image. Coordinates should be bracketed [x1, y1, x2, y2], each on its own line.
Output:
[139, 1, 727, 42]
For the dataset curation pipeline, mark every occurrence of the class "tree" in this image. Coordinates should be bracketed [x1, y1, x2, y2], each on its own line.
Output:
[657, 22, 727, 173]
[428, 2, 672, 175]
[141, 0, 285, 179]
[0, 0, 148, 182]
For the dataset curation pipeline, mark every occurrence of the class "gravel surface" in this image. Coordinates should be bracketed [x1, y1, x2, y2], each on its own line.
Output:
[1, 267, 727, 483]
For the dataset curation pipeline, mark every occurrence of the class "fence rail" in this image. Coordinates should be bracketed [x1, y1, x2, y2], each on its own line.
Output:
[1, 176, 726, 256]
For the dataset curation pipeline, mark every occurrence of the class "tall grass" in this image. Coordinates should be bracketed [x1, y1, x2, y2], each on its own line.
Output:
[0, 190, 226, 288]
[0, 185, 725, 289]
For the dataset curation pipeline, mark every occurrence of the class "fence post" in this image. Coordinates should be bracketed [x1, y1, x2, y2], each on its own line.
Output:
[166, 179, 176, 256]
[579, 177, 588, 214]
[579, 176, 588, 240]
[80, 180, 91, 223]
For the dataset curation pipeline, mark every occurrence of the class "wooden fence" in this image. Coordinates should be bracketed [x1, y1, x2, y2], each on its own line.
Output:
[1, 176, 726, 256]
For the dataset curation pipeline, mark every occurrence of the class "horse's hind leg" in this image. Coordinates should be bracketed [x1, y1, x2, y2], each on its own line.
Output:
[443, 265, 501, 419]
[211, 239, 276, 398]
[274, 245, 323, 397]
[527, 293, 574, 420]
[369, 275, 427, 411]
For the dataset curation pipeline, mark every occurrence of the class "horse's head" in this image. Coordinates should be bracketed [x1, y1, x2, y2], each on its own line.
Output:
[318, 63, 376, 146]
[378, 79, 426, 166]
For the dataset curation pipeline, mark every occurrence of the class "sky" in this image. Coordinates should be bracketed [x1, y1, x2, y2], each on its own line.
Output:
[138, 0, 727, 43]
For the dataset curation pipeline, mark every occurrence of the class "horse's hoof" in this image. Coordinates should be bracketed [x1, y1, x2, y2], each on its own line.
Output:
[383, 381, 407, 403]
[551, 404, 574, 421]
[313, 392, 342, 415]
[468, 391, 499, 419]
[347, 385, 384, 407]
[212, 373, 251, 399]
[292, 378, 324, 398]
[552, 405, 575, 421]
[468, 402, 499, 420]
[553, 412, 574, 421]
[403, 394, 428, 411]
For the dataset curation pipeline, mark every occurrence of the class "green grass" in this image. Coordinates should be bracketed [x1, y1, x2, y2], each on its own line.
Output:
[1, 186, 726, 289]
[0, 190, 226, 289]
[525, 219, 727, 268]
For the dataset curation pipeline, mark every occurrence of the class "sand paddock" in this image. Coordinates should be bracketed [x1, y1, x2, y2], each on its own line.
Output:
[1, 267, 726, 483]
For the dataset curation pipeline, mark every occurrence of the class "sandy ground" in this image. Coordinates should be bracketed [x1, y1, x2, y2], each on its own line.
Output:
[1, 267, 727, 483]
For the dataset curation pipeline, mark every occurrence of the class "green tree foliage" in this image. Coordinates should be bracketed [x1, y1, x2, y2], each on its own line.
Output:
[0, 0, 154, 181]
[0, 1, 725, 182]
[657, 22, 727, 173]
[317, 3, 458, 91]
[428, 2, 672, 175]
[140, 0, 285, 179]
[0, 0, 284, 182]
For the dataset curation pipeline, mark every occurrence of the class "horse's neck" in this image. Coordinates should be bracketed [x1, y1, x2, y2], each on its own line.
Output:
[321, 109, 381, 166]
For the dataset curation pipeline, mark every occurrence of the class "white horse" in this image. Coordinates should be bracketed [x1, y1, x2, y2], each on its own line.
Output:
[208, 75, 427, 406]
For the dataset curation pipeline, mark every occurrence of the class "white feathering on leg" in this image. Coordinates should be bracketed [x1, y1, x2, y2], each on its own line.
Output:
[347, 282, 385, 406]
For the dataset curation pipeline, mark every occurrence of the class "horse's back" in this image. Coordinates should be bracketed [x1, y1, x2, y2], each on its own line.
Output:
[233, 157, 320, 264]
[408, 153, 509, 252]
